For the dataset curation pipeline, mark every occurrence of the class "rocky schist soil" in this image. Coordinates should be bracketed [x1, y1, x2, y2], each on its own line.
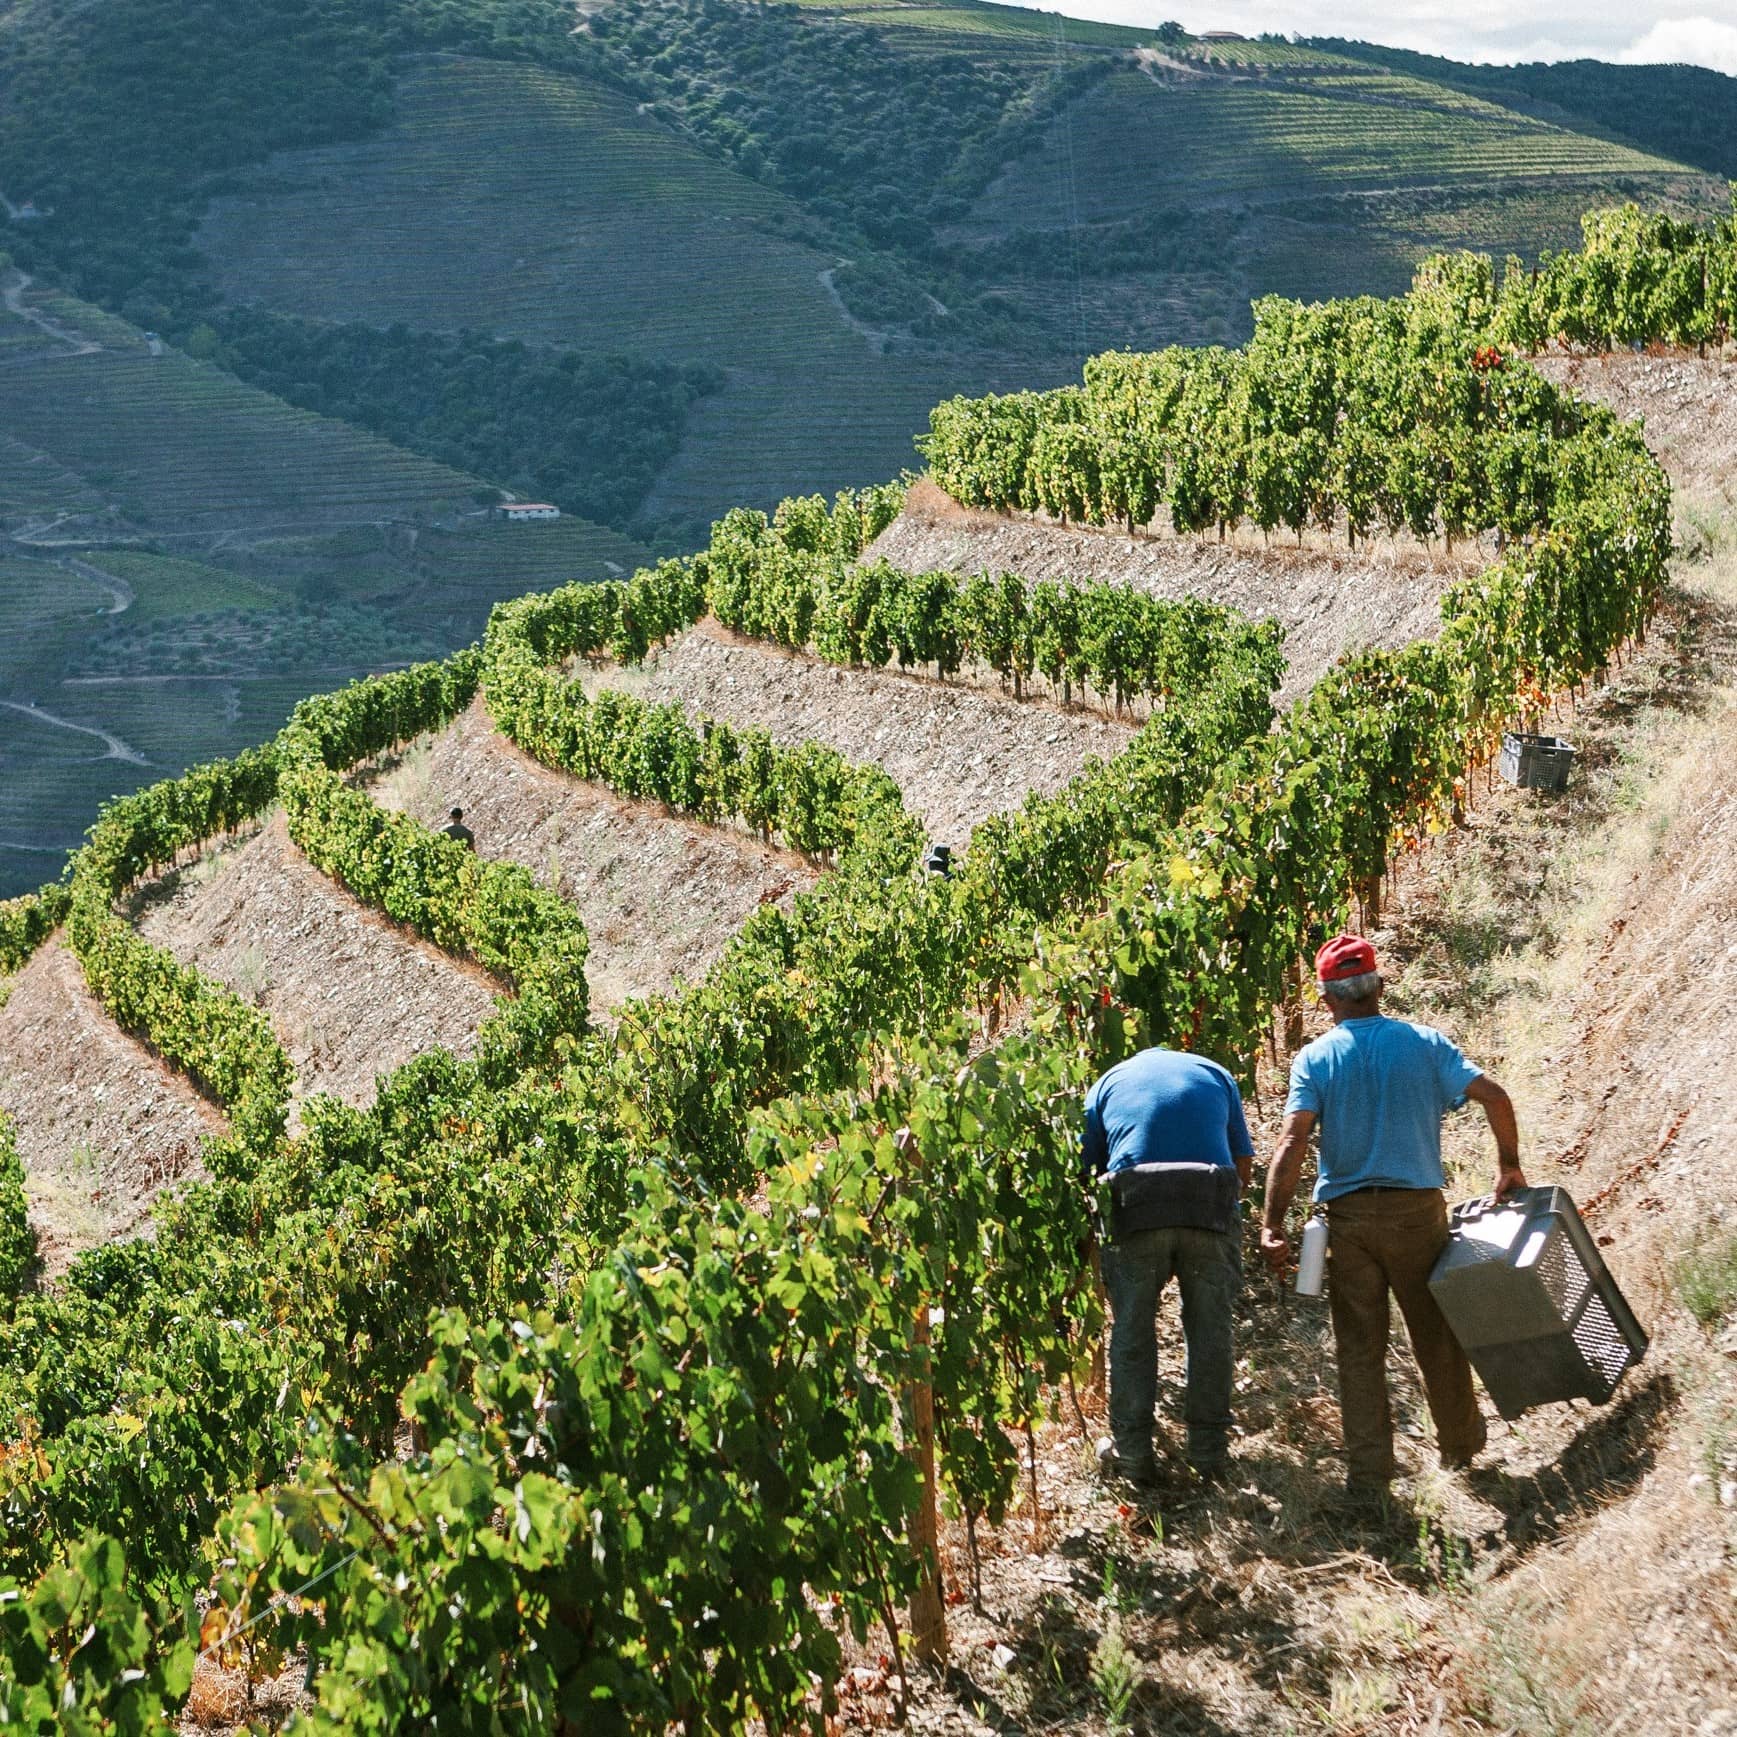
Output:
[582, 616, 1138, 847]
[0, 938, 223, 1276]
[364, 696, 822, 1014]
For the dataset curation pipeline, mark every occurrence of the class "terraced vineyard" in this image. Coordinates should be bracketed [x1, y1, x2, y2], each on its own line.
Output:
[135, 815, 501, 1108]
[366, 700, 825, 1015]
[984, 69, 1691, 221]
[0, 205, 1718, 1726]
[581, 619, 1138, 843]
[1, 358, 472, 539]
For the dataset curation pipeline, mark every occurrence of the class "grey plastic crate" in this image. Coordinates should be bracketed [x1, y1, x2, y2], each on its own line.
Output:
[1427, 1185, 1647, 1420]
[1498, 732, 1575, 791]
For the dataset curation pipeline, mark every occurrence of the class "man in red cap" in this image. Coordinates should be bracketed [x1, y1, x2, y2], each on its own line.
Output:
[1260, 934, 1524, 1497]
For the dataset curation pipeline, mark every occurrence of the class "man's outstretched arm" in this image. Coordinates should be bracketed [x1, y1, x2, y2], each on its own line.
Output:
[1260, 1108, 1316, 1269]
[1465, 1075, 1526, 1199]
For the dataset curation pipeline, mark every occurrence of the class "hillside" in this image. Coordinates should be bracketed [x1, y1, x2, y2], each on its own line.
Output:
[0, 203, 1732, 1726]
[0, 0, 1732, 876]
[193, 55, 1028, 533]
[0, 277, 651, 896]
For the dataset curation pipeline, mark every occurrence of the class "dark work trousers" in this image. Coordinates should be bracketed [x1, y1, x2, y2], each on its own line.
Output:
[1325, 1186, 1487, 1487]
[1100, 1224, 1241, 1472]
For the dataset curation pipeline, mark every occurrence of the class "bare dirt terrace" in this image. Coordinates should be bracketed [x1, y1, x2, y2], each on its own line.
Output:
[870, 481, 1488, 708]
[580, 617, 1139, 848]
[134, 813, 499, 1108]
[0, 938, 222, 1277]
[364, 696, 821, 1015]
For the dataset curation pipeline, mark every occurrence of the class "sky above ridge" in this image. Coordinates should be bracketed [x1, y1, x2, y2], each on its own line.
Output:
[1015, 3, 1737, 76]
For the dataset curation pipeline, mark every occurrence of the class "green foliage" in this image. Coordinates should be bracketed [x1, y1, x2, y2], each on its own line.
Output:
[0, 1113, 34, 1304]
[205, 310, 721, 531]
[578, 0, 1104, 254]
[183, 1007, 1098, 1730]
[0, 0, 605, 311]
[923, 290, 1620, 544]
[1478, 199, 1737, 352]
[0, 1534, 193, 1730]
[0, 884, 68, 978]
[1678, 1233, 1737, 1328]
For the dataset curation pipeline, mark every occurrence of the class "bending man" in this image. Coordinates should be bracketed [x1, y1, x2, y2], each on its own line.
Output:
[1261, 935, 1525, 1496]
[1083, 1045, 1254, 1486]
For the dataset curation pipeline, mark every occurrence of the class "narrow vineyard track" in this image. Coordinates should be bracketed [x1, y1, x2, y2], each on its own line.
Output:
[0, 938, 220, 1276]
[1536, 351, 1737, 518]
[134, 813, 499, 1108]
[582, 616, 1138, 845]
[871, 478, 1486, 704]
[365, 697, 820, 1014]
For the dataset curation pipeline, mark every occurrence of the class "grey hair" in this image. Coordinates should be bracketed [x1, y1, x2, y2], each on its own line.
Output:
[1319, 970, 1382, 1003]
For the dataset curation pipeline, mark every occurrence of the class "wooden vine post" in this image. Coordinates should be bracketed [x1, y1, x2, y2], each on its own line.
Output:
[1087, 1242, 1107, 1402]
[894, 1124, 947, 1665]
[908, 1302, 947, 1665]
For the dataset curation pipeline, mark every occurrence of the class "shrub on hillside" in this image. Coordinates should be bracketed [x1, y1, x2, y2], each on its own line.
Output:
[0, 1111, 37, 1301]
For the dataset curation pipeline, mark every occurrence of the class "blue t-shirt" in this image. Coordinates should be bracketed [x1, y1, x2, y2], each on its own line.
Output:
[1082, 1048, 1254, 1177]
[1284, 1016, 1481, 1201]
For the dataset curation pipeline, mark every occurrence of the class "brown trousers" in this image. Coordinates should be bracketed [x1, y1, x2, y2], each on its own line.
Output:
[1326, 1187, 1485, 1486]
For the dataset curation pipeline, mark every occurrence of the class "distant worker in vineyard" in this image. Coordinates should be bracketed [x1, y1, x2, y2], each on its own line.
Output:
[1083, 1045, 1254, 1488]
[1260, 935, 1525, 1498]
[439, 806, 475, 849]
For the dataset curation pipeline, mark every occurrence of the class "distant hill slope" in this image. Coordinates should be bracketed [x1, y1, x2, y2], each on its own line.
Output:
[0, 0, 1733, 876]
[0, 278, 649, 894]
[1310, 39, 1737, 183]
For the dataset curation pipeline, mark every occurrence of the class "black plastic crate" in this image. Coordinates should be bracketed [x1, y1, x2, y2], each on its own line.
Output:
[1498, 732, 1576, 792]
[1427, 1185, 1647, 1420]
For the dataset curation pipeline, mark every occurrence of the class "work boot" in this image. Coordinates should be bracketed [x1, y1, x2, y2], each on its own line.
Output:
[1096, 1436, 1159, 1489]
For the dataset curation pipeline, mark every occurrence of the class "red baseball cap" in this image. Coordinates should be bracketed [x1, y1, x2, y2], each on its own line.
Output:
[1315, 934, 1377, 983]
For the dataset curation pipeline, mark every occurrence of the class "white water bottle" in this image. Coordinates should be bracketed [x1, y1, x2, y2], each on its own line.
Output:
[1295, 1214, 1328, 1298]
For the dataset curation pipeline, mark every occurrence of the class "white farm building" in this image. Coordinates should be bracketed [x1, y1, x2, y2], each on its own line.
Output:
[497, 502, 561, 522]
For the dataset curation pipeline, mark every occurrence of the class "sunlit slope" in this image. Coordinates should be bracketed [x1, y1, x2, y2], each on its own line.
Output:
[0, 321, 473, 536]
[196, 56, 1035, 527]
[962, 53, 1720, 319]
[780, 0, 1151, 52]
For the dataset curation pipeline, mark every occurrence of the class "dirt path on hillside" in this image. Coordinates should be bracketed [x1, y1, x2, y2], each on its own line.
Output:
[581, 619, 1138, 847]
[1536, 352, 1737, 518]
[0, 268, 103, 361]
[0, 938, 221, 1278]
[136, 814, 499, 1107]
[364, 698, 820, 1014]
[0, 699, 149, 764]
[871, 480, 1486, 706]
